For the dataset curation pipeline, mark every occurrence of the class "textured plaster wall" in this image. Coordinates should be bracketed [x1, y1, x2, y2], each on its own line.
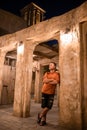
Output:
[59, 25, 81, 129]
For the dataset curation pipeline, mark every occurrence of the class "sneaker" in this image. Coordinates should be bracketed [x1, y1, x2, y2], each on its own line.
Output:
[40, 121, 47, 126]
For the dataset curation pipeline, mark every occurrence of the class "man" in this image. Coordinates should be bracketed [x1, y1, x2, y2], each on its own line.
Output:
[37, 62, 60, 126]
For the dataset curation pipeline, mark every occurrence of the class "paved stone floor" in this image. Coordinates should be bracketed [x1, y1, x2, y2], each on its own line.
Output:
[0, 99, 67, 130]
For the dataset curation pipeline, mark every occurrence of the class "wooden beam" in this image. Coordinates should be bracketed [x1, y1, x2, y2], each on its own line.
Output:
[34, 51, 54, 59]
[40, 43, 58, 53]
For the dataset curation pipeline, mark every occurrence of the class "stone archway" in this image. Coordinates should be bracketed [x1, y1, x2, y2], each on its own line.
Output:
[32, 39, 59, 102]
[29, 38, 60, 125]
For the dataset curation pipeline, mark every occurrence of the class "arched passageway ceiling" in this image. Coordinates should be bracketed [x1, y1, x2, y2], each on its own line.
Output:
[33, 40, 59, 60]
[5, 40, 59, 60]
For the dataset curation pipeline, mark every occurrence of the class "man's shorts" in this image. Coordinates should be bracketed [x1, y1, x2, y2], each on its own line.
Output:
[41, 93, 54, 109]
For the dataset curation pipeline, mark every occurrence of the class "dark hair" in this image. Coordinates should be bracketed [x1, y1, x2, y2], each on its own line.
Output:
[50, 62, 56, 67]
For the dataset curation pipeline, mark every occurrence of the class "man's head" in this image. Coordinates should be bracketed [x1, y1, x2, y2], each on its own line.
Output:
[49, 62, 56, 71]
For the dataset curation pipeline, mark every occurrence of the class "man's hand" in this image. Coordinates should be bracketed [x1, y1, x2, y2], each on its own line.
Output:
[49, 79, 58, 85]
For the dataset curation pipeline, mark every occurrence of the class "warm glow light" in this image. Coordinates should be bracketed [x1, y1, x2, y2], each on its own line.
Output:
[18, 44, 24, 55]
[60, 32, 72, 44]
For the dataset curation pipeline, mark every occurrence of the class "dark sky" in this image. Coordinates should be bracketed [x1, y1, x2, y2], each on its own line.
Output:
[0, 0, 86, 19]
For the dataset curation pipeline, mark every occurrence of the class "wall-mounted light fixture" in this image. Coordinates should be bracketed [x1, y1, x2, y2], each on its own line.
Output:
[65, 28, 70, 33]
[18, 41, 24, 55]
[60, 31, 73, 45]
[19, 41, 23, 46]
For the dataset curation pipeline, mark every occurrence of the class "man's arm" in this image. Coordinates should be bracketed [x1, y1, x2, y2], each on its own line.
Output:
[43, 77, 53, 84]
[49, 73, 60, 85]
[43, 78, 58, 85]
[49, 79, 58, 85]
[42, 72, 60, 85]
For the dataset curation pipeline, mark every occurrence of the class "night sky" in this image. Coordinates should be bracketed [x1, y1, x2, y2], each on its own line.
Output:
[0, 0, 86, 19]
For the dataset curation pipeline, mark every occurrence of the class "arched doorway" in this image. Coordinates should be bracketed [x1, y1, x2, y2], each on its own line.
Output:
[30, 39, 60, 126]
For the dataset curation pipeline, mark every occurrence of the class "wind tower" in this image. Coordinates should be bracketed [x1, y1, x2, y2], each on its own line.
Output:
[20, 2, 46, 27]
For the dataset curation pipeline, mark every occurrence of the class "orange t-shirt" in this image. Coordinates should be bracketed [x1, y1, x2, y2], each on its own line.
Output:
[41, 71, 60, 94]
